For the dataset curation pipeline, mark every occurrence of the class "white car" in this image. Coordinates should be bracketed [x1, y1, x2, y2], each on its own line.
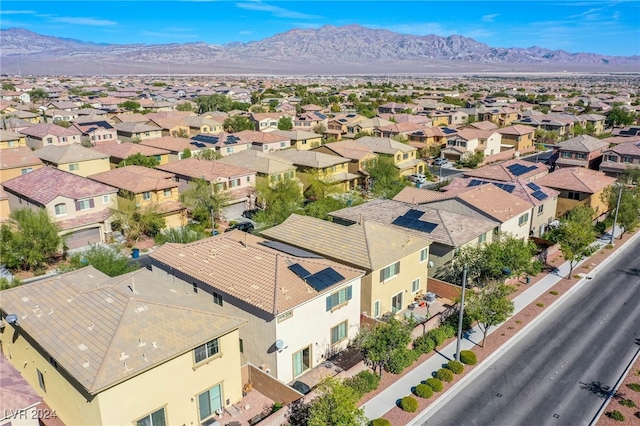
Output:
[408, 174, 427, 184]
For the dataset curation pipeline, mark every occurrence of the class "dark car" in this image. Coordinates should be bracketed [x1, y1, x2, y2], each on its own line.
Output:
[242, 209, 262, 220]
[224, 222, 254, 233]
[292, 380, 311, 395]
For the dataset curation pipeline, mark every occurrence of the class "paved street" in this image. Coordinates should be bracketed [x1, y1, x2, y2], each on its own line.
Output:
[421, 236, 640, 426]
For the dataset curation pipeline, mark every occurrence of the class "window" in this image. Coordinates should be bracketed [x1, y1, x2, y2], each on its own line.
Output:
[48, 355, 58, 369]
[102, 195, 110, 204]
[607, 155, 618, 162]
[373, 300, 380, 318]
[576, 153, 587, 160]
[229, 179, 240, 188]
[194, 338, 219, 363]
[567, 191, 580, 200]
[538, 204, 544, 215]
[69, 163, 79, 171]
[561, 152, 571, 158]
[213, 292, 223, 306]
[396, 154, 401, 161]
[192, 282, 198, 293]
[420, 248, 428, 262]
[8, 141, 15, 147]
[391, 292, 403, 314]
[46, 137, 53, 144]
[163, 188, 172, 197]
[246, 176, 251, 182]
[280, 142, 286, 148]
[61, 137, 67, 143]
[403, 153, 409, 160]
[142, 191, 151, 201]
[623, 156, 632, 163]
[331, 321, 348, 345]
[37, 369, 46, 392]
[226, 147, 234, 154]
[76, 199, 93, 211]
[478, 232, 486, 244]
[325, 286, 352, 311]
[136, 407, 166, 426]
[380, 261, 400, 282]
[292, 346, 311, 377]
[198, 384, 222, 421]
[518, 212, 529, 226]
[54, 203, 67, 216]
[239, 339, 244, 353]
[21, 167, 33, 175]
[411, 278, 420, 293]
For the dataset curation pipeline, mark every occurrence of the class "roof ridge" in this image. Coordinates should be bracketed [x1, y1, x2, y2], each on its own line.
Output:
[436, 209, 455, 246]
[359, 220, 375, 270]
[571, 168, 596, 192]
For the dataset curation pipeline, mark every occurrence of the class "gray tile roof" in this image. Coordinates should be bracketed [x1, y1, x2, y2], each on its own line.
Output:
[271, 149, 350, 168]
[555, 135, 609, 152]
[217, 150, 296, 175]
[35, 144, 109, 164]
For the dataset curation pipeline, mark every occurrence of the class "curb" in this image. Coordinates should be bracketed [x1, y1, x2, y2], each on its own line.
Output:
[409, 230, 640, 425]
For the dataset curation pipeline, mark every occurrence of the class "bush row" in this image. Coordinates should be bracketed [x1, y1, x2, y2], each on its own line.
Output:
[344, 370, 381, 398]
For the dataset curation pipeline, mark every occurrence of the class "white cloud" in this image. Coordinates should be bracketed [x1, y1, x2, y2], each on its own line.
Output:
[482, 14, 499, 22]
[239, 30, 253, 35]
[0, 10, 36, 15]
[49, 17, 117, 26]
[236, 1, 321, 20]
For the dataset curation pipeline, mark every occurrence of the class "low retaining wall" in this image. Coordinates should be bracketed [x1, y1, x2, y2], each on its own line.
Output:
[427, 277, 462, 300]
[245, 364, 303, 406]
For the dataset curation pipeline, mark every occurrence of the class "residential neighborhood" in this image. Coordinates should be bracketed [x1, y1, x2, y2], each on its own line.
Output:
[0, 71, 639, 426]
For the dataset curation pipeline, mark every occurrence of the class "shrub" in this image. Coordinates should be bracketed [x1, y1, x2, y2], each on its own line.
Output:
[442, 310, 473, 333]
[536, 302, 545, 307]
[447, 360, 464, 374]
[414, 383, 433, 398]
[627, 383, 640, 392]
[427, 328, 448, 347]
[619, 399, 637, 408]
[439, 324, 457, 339]
[413, 333, 436, 354]
[425, 378, 443, 392]
[344, 370, 381, 397]
[436, 368, 454, 383]
[459, 350, 477, 365]
[385, 347, 419, 374]
[549, 290, 559, 295]
[400, 396, 418, 412]
[606, 410, 625, 422]
[370, 419, 392, 426]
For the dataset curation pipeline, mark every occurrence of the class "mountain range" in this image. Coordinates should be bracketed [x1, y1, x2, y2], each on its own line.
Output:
[1, 25, 639, 75]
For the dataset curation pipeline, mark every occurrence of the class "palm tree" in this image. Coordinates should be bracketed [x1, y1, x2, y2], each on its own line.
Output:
[180, 178, 231, 229]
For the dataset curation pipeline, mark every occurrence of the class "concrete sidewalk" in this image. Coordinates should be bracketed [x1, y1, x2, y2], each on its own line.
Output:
[362, 226, 629, 421]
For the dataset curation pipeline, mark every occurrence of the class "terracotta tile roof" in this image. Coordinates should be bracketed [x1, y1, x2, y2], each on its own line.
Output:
[272, 129, 321, 141]
[443, 177, 559, 207]
[92, 142, 170, 160]
[0, 356, 42, 413]
[601, 135, 640, 145]
[2, 167, 117, 205]
[140, 136, 194, 152]
[356, 136, 416, 154]
[497, 124, 536, 136]
[455, 128, 497, 141]
[156, 158, 254, 180]
[535, 167, 616, 193]
[455, 184, 533, 222]
[234, 130, 289, 144]
[0, 146, 43, 170]
[468, 121, 499, 131]
[113, 122, 162, 133]
[463, 159, 548, 182]
[19, 123, 82, 138]
[88, 165, 177, 193]
[113, 113, 147, 123]
[57, 208, 113, 231]
[271, 149, 350, 168]
[217, 150, 296, 175]
[330, 199, 498, 247]
[262, 214, 430, 270]
[554, 135, 609, 153]
[392, 187, 457, 204]
[35, 144, 109, 164]
[605, 140, 640, 156]
[319, 140, 374, 161]
[376, 122, 427, 133]
[150, 231, 364, 315]
[0, 129, 23, 141]
[0, 267, 245, 394]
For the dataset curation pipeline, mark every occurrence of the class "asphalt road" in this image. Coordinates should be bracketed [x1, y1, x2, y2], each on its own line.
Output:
[422, 236, 640, 426]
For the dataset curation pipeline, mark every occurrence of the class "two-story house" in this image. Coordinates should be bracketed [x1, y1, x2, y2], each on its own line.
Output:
[113, 122, 163, 142]
[234, 130, 291, 153]
[497, 125, 537, 153]
[216, 149, 299, 189]
[35, 144, 111, 177]
[88, 165, 187, 229]
[19, 123, 83, 149]
[599, 140, 640, 177]
[0, 267, 245, 426]
[190, 133, 254, 157]
[356, 136, 426, 176]
[249, 112, 292, 132]
[312, 140, 378, 190]
[69, 120, 118, 146]
[577, 113, 607, 135]
[2, 167, 118, 249]
[156, 158, 256, 219]
[441, 129, 502, 162]
[478, 107, 519, 127]
[262, 214, 432, 318]
[141, 136, 204, 162]
[374, 122, 431, 139]
[149, 231, 364, 384]
[182, 115, 224, 134]
[272, 129, 323, 150]
[0, 147, 44, 183]
[93, 142, 171, 168]
[552, 135, 609, 170]
[462, 159, 549, 183]
[0, 129, 27, 149]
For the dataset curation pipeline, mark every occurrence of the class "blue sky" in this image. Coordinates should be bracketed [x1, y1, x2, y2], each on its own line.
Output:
[1, 1, 639, 56]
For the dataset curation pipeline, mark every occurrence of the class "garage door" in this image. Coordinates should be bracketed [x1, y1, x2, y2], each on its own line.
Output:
[65, 228, 101, 250]
[223, 201, 248, 221]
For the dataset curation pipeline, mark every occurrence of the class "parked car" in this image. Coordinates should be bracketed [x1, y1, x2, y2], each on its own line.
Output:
[408, 174, 427, 184]
[433, 157, 449, 166]
[224, 222, 254, 233]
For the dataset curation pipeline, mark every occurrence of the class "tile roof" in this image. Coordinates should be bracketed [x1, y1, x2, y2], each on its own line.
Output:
[0, 129, 24, 141]
[356, 136, 416, 154]
[92, 142, 170, 160]
[19, 123, 82, 138]
[554, 135, 609, 152]
[0, 356, 41, 412]
[35, 144, 109, 164]
[392, 187, 457, 204]
[462, 159, 548, 182]
[0, 146, 43, 170]
[330, 199, 498, 247]
[150, 231, 364, 315]
[262, 214, 430, 270]
[0, 267, 245, 394]
[113, 113, 148, 123]
[468, 121, 500, 131]
[234, 130, 289, 144]
[455, 184, 533, 222]
[497, 124, 536, 136]
[216, 150, 296, 175]
[605, 140, 640, 156]
[271, 149, 350, 168]
[88, 165, 177, 193]
[2, 166, 117, 205]
[113, 122, 162, 133]
[319, 140, 375, 161]
[535, 167, 617, 193]
[272, 129, 321, 141]
[156, 158, 254, 180]
[57, 208, 113, 231]
[140, 136, 195, 152]
[443, 177, 559, 207]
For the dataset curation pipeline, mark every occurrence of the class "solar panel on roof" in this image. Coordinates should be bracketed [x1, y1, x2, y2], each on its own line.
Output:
[410, 220, 438, 233]
[192, 142, 206, 148]
[259, 241, 323, 258]
[405, 209, 424, 220]
[289, 263, 311, 279]
[392, 216, 411, 227]
[527, 182, 541, 191]
[305, 275, 329, 291]
[469, 179, 483, 187]
[532, 190, 548, 201]
[493, 183, 515, 193]
[321, 267, 345, 283]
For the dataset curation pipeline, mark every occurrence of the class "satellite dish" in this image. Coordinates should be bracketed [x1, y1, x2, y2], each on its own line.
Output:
[5, 314, 18, 326]
[275, 339, 285, 350]
[428, 261, 435, 268]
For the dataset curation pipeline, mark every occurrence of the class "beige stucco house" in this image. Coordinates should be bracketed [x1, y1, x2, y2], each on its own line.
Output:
[34, 144, 111, 177]
[0, 147, 44, 183]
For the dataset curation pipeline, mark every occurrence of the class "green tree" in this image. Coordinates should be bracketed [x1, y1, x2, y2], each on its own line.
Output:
[607, 107, 636, 127]
[0, 276, 22, 290]
[466, 282, 515, 347]
[154, 227, 206, 245]
[181, 148, 192, 159]
[2, 82, 16, 91]
[312, 123, 326, 134]
[29, 88, 48, 104]
[119, 100, 141, 111]
[304, 197, 354, 221]
[195, 148, 221, 161]
[61, 244, 139, 277]
[110, 198, 166, 243]
[555, 205, 597, 276]
[367, 156, 407, 199]
[223, 116, 254, 132]
[620, 167, 640, 185]
[602, 185, 640, 238]
[175, 102, 193, 112]
[460, 151, 484, 169]
[195, 94, 232, 113]
[353, 317, 415, 377]
[253, 178, 303, 227]
[307, 377, 368, 426]
[0, 209, 62, 271]
[117, 153, 159, 168]
[277, 116, 293, 130]
[180, 178, 231, 226]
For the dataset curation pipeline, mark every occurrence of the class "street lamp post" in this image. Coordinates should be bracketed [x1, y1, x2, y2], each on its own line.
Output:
[610, 184, 623, 246]
[455, 264, 468, 363]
